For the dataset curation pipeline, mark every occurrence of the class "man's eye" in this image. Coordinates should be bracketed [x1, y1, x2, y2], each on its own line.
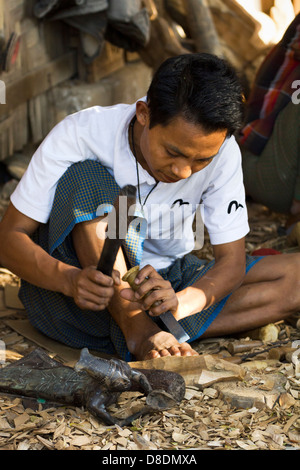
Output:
[196, 158, 213, 164]
[166, 150, 178, 157]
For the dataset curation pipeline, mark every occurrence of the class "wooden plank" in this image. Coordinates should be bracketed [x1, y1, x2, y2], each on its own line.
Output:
[79, 41, 124, 84]
[0, 51, 77, 119]
[0, 103, 28, 160]
[12, 102, 27, 151]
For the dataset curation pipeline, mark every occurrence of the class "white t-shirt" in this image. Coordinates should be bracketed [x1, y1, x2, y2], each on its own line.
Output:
[11, 100, 249, 270]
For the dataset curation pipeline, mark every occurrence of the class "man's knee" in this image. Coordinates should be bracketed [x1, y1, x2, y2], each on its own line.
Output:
[277, 254, 300, 313]
[72, 216, 106, 268]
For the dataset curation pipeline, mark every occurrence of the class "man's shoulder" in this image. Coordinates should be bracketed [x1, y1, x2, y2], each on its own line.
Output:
[213, 134, 242, 173]
[66, 102, 134, 125]
[220, 134, 241, 155]
[50, 101, 136, 150]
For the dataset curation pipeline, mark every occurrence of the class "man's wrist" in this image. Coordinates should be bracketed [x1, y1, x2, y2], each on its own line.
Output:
[175, 287, 207, 320]
[60, 265, 80, 298]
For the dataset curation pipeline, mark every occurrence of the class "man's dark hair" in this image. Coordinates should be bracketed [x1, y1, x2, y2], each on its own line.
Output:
[146, 53, 245, 135]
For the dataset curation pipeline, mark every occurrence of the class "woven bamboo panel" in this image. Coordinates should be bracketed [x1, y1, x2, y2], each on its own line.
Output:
[0, 0, 75, 160]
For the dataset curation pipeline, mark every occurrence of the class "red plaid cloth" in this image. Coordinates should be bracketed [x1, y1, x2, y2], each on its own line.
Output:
[239, 14, 300, 156]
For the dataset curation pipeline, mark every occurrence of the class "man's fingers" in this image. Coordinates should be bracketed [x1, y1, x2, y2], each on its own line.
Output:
[86, 267, 114, 286]
[134, 264, 162, 285]
[134, 278, 171, 299]
[119, 287, 137, 302]
[136, 284, 178, 313]
[75, 284, 114, 309]
[76, 297, 110, 311]
[87, 267, 121, 287]
[112, 269, 121, 286]
[73, 266, 120, 310]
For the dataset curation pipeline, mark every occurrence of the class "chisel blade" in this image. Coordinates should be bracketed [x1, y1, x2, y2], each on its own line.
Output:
[157, 311, 190, 343]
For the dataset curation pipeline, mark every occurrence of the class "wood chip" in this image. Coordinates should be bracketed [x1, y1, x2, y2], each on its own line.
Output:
[14, 413, 30, 428]
[283, 415, 299, 434]
[288, 431, 300, 444]
[70, 435, 91, 447]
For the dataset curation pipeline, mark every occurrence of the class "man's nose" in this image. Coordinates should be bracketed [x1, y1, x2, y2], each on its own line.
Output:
[172, 161, 192, 179]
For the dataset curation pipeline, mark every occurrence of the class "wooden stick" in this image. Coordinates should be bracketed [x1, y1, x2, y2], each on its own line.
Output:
[227, 340, 263, 355]
[239, 339, 291, 362]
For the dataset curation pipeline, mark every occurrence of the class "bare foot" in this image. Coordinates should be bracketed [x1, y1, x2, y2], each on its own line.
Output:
[142, 334, 199, 361]
[125, 313, 198, 361]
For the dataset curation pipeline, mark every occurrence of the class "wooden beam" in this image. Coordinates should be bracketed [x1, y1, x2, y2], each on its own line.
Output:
[183, 0, 223, 57]
[138, 16, 189, 70]
[0, 51, 77, 119]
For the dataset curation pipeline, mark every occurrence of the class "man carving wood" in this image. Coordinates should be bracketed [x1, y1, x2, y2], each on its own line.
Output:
[0, 53, 298, 361]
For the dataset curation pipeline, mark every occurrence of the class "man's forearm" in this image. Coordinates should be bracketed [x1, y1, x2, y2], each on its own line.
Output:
[175, 254, 246, 320]
[0, 229, 79, 297]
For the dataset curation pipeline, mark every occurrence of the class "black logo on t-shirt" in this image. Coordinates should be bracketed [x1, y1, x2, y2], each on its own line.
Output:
[171, 199, 190, 208]
[227, 200, 244, 214]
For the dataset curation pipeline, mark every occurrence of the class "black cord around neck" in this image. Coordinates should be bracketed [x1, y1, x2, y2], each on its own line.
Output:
[130, 116, 159, 209]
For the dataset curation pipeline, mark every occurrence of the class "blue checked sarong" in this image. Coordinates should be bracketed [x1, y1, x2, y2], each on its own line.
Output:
[19, 160, 262, 361]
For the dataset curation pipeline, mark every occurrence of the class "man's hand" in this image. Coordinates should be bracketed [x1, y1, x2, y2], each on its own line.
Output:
[70, 267, 120, 311]
[120, 264, 178, 316]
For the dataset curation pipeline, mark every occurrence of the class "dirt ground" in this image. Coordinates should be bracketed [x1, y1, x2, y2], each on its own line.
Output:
[0, 200, 299, 451]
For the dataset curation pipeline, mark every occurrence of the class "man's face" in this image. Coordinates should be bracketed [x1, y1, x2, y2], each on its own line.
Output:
[135, 103, 227, 183]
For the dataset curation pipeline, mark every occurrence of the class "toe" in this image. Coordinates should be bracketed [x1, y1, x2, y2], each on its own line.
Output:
[160, 348, 172, 357]
[179, 343, 199, 356]
[144, 349, 161, 360]
[168, 345, 181, 356]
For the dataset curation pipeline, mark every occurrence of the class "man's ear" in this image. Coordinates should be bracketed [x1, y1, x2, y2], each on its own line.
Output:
[136, 101, 150, 127]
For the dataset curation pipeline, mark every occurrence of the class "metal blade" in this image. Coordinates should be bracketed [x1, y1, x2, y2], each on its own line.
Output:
[157, 311, 190, 343]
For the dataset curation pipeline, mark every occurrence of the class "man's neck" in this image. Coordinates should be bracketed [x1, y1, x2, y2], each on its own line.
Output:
[130, 117, 152, 176]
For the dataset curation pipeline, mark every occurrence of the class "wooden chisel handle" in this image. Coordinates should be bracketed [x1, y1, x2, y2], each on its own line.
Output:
[97, 238, 122, 277]
[96, 185, 136, 277]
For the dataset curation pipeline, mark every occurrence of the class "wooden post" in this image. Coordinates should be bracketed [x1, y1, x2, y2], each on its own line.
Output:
[138, 16, 189, 70]
[183, 0, 223, 56]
